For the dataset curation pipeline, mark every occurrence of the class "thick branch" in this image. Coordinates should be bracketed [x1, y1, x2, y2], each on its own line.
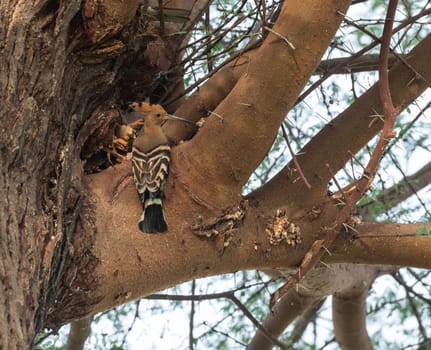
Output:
[286, 299, 325, 346]
[174, 0, 352, 206]
[328, 222, 431, 268]
[163, 52, 252, 143]
[333, 289, 373, 350]
[66, 317, 92, 350]
[251, 262, 392, 349]
[267, 1, 401, 307]
[49, 161, 431, 325]
[164, 53, 400, 144]
[359, 161, 431, 219]
[251, 32, 431, 210]
[247, 289, 317, 350]
[316, 53, 399, 75]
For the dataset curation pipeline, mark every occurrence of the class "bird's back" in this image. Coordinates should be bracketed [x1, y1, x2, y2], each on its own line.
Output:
[131, 143, 171, 196]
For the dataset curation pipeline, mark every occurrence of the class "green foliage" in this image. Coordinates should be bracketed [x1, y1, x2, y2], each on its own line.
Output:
[34, 332, 65, 350]
[416, 225, 431, 238]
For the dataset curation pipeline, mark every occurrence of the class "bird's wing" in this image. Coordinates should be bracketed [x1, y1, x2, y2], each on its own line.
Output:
[132, 144, 171, 198]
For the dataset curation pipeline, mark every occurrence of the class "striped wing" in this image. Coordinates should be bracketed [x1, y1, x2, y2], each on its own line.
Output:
[131, 144, 171, 199]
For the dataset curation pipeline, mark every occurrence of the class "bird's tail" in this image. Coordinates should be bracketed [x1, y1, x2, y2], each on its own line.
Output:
[138, 198, 168, 233]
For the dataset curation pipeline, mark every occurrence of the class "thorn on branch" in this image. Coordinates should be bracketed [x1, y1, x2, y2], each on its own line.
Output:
[326, 163, 352, 209]
[264, 26, 296, 50]
[281, 124, 311, 189]
[321, 244, 332, 256]
[207, 110, 224, 121]
[368, 113, 385, 128]
[237, 102, 254, 108]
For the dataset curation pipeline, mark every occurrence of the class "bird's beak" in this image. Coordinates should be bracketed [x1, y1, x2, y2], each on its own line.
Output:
[166, 114, 196, 125]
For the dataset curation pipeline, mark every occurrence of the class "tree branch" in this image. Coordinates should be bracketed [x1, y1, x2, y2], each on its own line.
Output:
[333, 289, 373, 350]
[250, 262, 393, 349]
[327, 222, 431, 267]
[248, 289, 317, 350]
[66, 316, 92, 350]
[173, 0, 352, 206]
[147, 287, 289, 349]
[287, 299, 325, 346]
[378, 0, 397, 116]
[297, 6, 431, 105]
[44, 0, 431, 335]
[250, 32, 431, 210]
[48, 155, 431, 327]
[163, 52, 252, 143]
[315, 54, 400, 75]
[359, 161, 431, 220]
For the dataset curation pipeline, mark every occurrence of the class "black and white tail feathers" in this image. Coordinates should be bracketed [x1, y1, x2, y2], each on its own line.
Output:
[139, 200, 167, 233]
[132, 144, 171, 233]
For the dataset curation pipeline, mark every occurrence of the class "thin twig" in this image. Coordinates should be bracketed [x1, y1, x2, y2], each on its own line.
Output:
[297, 7, 431, 105]
[261, 0, 266, 33]
[230, 295, 290, 350]
[204, 7, 213, 72]
[281, 124, 311, 189]
[325, 162, 353, 209]
[202, 321, 247, 347]
[391, 272, 431, 305]
[270, 239, 325, 309]
[189, 280, 196, 350]
[343, 16, 431, 88]
[146, 282, 288, 349]
[119, 301, 140, 348]
[399, 275, 428, 339]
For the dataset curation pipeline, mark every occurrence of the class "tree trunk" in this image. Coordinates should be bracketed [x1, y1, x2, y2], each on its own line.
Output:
[0, 0, 190, 346]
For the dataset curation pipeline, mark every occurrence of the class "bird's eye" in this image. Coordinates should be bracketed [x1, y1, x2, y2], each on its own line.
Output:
[156, 113, 161, 117]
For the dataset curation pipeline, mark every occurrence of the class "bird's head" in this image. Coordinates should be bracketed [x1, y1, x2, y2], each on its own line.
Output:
[128, 101, 168, 126]
[129, 101, 195, 126]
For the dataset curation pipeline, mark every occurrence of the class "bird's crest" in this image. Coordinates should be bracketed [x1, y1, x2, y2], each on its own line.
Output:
[129, 101, 168, 116]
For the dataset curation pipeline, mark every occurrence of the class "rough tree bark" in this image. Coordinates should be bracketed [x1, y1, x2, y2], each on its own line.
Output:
[0, 0, 194, 347]
[0, 0, 430, 348]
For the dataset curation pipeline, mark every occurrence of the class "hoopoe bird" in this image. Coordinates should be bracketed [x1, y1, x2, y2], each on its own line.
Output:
[129, 101, 193, 233]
